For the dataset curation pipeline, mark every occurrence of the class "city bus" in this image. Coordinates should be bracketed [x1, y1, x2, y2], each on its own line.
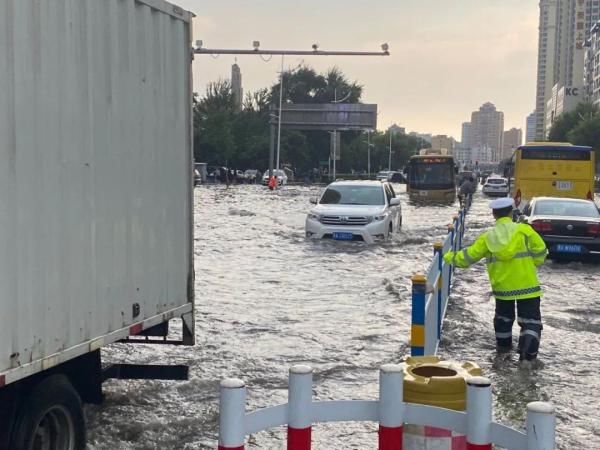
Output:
[505, 142, 596, 208]
[406, 149, 457, 202]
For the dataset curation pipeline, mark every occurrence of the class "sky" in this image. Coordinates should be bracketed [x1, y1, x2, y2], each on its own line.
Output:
[176, 0, 539, 139]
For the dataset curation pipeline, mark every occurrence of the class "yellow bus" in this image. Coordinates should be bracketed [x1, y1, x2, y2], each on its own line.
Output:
[406, 150, 457, 202]
[506, 142, 596, 208]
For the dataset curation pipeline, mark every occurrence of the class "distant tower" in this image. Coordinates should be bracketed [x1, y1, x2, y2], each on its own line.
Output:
[470, 102, 504, 163]
[231, 61, 243, 113]
[526, 111, 537, 143]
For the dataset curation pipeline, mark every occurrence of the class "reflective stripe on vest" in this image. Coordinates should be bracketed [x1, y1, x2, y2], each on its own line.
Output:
[492, 286, 542, 298]
[487, 250, 545, 264]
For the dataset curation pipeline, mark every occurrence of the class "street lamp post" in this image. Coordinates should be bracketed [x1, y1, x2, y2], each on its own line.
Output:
[275, 55, 284, 175]
[388, 130, 393, 171]
[367, 131, 371, 178]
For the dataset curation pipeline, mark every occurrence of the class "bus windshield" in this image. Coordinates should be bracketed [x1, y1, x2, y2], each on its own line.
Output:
[409, 163, 455, 189]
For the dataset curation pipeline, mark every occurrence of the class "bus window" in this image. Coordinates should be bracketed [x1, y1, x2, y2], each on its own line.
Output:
[521, 149, 591, 161]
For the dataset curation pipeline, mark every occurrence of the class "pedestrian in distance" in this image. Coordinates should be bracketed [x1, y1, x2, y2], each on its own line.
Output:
[443, 197, 548, 369]
[458, 177, 475, 209]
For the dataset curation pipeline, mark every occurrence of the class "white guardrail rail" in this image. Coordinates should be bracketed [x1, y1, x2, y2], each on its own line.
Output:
[411, 194, 471, 356]
[217, 364, 555, 450]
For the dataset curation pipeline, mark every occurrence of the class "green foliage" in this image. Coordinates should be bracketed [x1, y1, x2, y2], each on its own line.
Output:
[547, 102, 600, 163]
[193, 65, 421, 175]
[567, 115, 600, 150]
[548, 102, 597, 142]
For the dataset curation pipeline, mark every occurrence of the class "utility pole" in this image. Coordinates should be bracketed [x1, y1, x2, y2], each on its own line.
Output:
[333, 131, 337, 181]
[367, 131, 371, 178]
[388, 130, 393, 171]
[276, 55, 284, 175]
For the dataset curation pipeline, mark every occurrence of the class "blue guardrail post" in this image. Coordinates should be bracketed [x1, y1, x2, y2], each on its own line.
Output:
[447, 223, 455, 287]
[411, 273, 426, 356]
[433, 242, 443, 340]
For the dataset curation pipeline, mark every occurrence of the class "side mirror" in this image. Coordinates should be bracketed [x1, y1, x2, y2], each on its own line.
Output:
[309, 196, 318, 204]
[390, 198, 401, 206]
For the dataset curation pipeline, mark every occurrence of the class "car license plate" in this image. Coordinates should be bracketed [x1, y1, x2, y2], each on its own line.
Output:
[333, 232, 353, 241]
[556, 181, 573, 191]
[555, 243, 582, 253]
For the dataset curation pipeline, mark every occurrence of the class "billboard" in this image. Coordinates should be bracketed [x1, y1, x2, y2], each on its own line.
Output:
[270, 103, 377, 131]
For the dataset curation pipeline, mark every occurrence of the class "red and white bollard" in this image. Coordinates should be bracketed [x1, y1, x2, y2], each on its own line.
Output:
[378, 364, 404, 450]
[527, 402, 555, 450]
[288, 365, 313, 450]
[466, 376, 492, 450]
[218, 378, 246, 450]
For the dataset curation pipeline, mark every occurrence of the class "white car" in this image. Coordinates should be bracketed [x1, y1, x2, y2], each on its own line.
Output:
[482, 176, 510, 197]
[262, 169, 288, 186]
[305, 181, 402, 243]
[376, 171, 391, 181]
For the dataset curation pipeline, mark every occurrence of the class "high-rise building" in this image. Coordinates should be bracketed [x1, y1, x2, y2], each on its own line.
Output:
[535, 0, 600, 139]
[526, 111, 537, 143]
[430, 135, 455, 154]
[454, 144, 472, 166]
[470, 102, 504, 162]
[585, 21, 600, 106]
[502, 128, 523, 161]
[461, 122, 473, 149]
[231, 63, 243, 113]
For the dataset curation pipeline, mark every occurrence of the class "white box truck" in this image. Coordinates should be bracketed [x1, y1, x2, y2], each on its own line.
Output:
[0, 1, 195, 448]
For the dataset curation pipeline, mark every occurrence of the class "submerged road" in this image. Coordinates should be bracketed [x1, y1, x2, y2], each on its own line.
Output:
[86, 184, 600, 449]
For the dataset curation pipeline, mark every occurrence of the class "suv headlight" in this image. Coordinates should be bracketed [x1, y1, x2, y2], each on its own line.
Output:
[373, 213, 388, 221]
[308, 213, 321, 222]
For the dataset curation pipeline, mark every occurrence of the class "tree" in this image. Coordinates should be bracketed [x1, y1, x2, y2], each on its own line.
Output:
[548, 102, 597, 142]
[567, 115, 600, 150]
[193, 80, 236, 165]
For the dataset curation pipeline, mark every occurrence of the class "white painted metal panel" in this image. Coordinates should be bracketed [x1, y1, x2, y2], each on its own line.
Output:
[0, 0, 193, 379]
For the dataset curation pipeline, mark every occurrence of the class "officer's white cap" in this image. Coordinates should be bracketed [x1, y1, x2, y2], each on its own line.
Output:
[489, 197, 515, 209]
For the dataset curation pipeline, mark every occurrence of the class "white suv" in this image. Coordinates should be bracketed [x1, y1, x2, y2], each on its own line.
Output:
[305, 181, 402, 243]
[482, 176, 509, 197]
[262, 169, 288, 186]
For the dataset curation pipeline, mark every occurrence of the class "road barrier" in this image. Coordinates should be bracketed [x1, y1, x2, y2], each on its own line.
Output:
[411, 195, 471, 356]
[217, 364, 555, 450]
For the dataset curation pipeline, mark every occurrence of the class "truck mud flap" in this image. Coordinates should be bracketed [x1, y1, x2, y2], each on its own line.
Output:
[102, 364, 189, 382]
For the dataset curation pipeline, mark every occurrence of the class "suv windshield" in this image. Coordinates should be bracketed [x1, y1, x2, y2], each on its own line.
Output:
[320, 185, 385, 205]
[487, 178, 506, 185]
[534, 200, 600, 218]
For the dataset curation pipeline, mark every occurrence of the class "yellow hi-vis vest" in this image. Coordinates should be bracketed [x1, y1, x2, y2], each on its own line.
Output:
[443, 217, 548, 301]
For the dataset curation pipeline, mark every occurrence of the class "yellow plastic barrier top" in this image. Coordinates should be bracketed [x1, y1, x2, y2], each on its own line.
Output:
[403, 355, 482, 411]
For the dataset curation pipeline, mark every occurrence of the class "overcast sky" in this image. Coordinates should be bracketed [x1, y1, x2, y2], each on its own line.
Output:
[176, 0, 539, 139]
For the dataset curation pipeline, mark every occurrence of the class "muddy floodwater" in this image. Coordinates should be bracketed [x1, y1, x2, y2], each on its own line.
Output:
[86, 184, 600, 449]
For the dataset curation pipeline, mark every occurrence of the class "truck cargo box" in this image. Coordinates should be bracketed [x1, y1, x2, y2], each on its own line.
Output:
[0, 0, 195, 387]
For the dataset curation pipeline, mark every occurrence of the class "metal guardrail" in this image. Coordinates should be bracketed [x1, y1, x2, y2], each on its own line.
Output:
[217, 364, 555, 450]
[411, 195, 471, 356]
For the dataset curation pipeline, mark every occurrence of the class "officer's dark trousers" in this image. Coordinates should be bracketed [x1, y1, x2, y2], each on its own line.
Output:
[494, 297, 542, 361]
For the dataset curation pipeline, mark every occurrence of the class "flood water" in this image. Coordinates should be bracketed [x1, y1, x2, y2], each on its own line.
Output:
[86, 184, 600, 449]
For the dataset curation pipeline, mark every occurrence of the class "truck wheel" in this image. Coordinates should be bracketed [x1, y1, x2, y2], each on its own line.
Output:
[10, 374, 85, 450]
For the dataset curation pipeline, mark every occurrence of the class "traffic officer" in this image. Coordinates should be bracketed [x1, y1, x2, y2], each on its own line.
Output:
[443, 197, 548, 368]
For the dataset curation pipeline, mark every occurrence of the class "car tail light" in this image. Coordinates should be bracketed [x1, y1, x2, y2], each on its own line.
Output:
[531, 220, 553, 233]
[514, 189, 522, 207]
[587, 223, 600, 236]
[587, 190, 593, 200]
